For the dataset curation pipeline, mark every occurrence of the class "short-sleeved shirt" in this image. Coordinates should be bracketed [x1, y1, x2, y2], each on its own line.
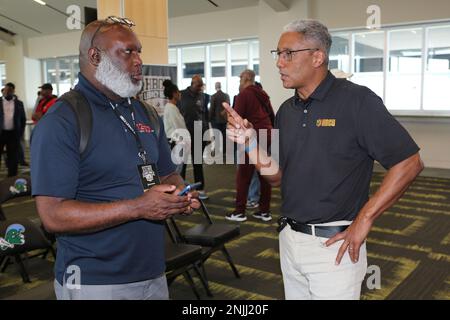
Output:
[275, 71, 419, 224]
[31, 73, 176, 285]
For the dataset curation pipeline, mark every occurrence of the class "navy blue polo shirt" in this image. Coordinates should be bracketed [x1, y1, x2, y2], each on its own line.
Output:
[275, 71, 419, 224]
[31, 73, 175, 285]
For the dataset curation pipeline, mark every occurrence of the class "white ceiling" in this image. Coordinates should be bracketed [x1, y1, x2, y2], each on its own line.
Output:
[0, 0, 96, 37]
[0, 0, 259, 39]
[168, 0, 258, 18]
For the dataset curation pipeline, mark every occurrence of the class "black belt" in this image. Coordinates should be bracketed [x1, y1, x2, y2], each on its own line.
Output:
[277, 216, 349, 238]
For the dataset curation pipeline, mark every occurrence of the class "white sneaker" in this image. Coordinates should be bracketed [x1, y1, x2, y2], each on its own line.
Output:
[226, 212, 247, 222]
[252, 211, 272, 222]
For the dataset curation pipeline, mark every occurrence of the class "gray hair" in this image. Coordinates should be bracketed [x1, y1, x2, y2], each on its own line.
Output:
[283, 19, 332, 63]
[215, 82, 221, 90]
[240, 69, 255, 83]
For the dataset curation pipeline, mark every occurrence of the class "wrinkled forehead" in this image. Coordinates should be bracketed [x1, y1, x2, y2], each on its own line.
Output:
[278, 31, 309, 48]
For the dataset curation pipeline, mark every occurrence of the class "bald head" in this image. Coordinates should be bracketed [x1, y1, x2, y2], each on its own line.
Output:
[190, 74, 204, 94]
[79, 20, 139, 71]
[77, 19, 143, 99]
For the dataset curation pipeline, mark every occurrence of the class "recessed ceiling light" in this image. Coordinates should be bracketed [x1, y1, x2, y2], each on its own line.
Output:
[33, 0, 46, 6]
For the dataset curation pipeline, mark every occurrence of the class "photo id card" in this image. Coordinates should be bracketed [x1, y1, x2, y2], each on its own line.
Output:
[138, 164, 160, 190]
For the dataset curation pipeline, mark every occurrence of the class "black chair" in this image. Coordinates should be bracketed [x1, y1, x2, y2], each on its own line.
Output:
[164, 222, 212, 299]
[0, 218, 55, 283]
[0, 176, 56, 283]
[168, 199, 241, 283]
[0, 176, 32, 221]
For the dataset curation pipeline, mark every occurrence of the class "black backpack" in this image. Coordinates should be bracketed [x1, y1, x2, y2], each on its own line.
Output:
[58, 90, 160, 158]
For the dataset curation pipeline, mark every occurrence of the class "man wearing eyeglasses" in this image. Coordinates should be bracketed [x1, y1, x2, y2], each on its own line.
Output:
[224, 19, 423, 299]
[31, 17, 200, 300]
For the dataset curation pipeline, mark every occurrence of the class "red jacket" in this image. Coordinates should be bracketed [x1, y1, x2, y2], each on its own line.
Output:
[234, 85, 274, 130]
[32, 95, 57, 123]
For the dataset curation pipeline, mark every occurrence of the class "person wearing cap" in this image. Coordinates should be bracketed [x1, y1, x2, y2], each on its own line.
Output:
[224, 19, 423, 300]
[0, 82, 26, 176]
[31, 83, 57, 123]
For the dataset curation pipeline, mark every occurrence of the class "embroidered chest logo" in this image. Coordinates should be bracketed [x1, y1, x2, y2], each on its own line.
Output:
[136, 123, 153, 134]
[316, 119, 336, 127]
[0, 224, 26, 251]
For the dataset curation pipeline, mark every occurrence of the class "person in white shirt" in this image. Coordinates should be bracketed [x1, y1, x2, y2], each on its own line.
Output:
[163, 80, 189, 174]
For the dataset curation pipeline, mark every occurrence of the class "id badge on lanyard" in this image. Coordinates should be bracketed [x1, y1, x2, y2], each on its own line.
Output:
[110, 101, 161, 191]
[137, 163, 160, 190]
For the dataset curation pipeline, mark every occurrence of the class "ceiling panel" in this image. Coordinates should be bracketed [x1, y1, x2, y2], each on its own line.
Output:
[0, 0, 259, 39]
[168, 0, 259, 18]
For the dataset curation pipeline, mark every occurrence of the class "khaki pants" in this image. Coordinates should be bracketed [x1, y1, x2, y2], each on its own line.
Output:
[54, 274, 169, 300]
[279, 222, 367, 300]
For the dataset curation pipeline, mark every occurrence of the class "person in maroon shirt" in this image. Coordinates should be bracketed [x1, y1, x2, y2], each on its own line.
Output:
[226, 69, 275, 222]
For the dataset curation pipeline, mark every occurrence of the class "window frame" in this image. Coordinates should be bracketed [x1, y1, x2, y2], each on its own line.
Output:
[330, 20, 450, 117]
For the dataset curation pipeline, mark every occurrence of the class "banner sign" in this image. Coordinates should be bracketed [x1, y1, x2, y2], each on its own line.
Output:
[139, 64, 177, 116]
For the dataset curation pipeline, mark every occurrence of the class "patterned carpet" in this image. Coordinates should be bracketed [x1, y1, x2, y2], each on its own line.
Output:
[0, 162, 449, 300]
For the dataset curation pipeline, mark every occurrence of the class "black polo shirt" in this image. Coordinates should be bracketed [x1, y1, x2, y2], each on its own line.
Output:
[275, 71, 419, 224]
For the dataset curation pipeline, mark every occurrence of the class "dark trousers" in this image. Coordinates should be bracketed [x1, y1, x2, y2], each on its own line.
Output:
[0, 130, 20, 177]
[212, 122, 227, 156]
[18, 137, 26, 165]
[181, 140, 206, 189]
[236, 163, 271, 213]
[236, 133, 272, 213]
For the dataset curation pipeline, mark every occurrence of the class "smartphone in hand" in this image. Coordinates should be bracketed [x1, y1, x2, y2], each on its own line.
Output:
[178, 182, 202, 196]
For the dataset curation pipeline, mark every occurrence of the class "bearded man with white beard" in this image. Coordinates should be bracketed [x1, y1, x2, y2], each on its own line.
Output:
[30, 17, 200, 300]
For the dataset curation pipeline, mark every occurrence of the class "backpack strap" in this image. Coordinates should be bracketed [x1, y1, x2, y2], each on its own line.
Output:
[58, 90, 160, 158]
[58, 90, 92, 157]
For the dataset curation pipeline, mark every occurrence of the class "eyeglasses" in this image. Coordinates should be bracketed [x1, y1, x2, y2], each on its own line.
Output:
[90, 16, 136, 48]
[270, 48, 319, 61]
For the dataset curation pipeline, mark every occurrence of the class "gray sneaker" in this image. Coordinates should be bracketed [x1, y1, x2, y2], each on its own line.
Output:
[252, 211, 272, 222]
[246, 200, 259, 209]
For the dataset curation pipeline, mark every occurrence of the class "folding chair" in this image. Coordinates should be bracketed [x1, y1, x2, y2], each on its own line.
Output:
[164, 221, 212, 299]
[0, 175, 56, 282]
[169, 199, 241, 282]
[0, 218, 55, 283]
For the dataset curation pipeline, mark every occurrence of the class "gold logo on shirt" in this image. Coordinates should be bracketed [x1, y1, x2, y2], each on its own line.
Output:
[316, 119, 336, 127]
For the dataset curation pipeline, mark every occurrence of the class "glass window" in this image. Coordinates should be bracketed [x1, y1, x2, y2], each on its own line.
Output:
[329, 34, 350, 72]
[386, 28, 423, 110]
[329, 21, 450, 114]
[230, 42, 249, 98]
[73, 58, 80, 87]
[424, 25, 450, 110]
[58, 58, 72, 95]
[42, 56, 80, 96]
[0, 63, 6, 87]
[168, 48, 177, 65]
[181, 46, 205, 89]
[45, 59, 57, 89]
[169, 39, 258, 104]
[352, 31, 384, 98]
[210, 44, 226, 95]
